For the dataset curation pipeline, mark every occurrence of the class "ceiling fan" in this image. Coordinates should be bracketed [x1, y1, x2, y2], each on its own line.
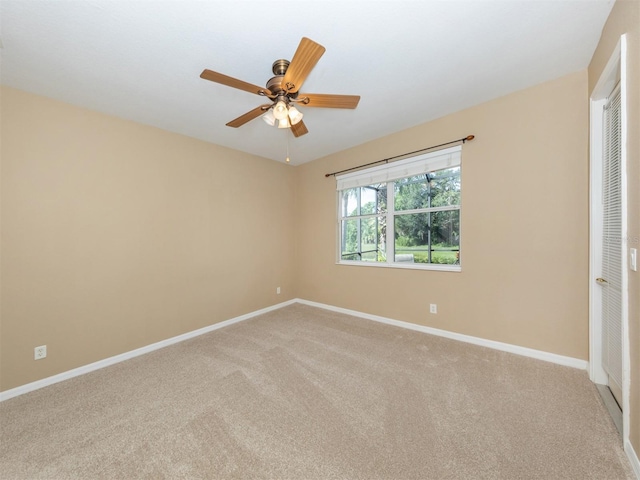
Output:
[200, 37, 360, 138]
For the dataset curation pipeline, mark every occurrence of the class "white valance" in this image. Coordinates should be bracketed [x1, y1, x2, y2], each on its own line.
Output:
[336, 145, 462, 191]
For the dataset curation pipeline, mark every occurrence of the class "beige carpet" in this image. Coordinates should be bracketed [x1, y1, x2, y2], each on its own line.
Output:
[0, 304, 634, 479]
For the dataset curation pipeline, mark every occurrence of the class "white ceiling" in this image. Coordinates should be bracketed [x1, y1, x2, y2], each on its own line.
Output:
[0, 0, 614, 165]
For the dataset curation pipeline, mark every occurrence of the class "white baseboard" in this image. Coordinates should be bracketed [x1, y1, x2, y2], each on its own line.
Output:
[0, 296, 591, 402]
[296, 299, 589, 371]
[626, 440, 640, 479]
[0, 299, 297, 402]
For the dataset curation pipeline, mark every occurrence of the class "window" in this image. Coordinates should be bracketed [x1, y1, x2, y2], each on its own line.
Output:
[337, 146, 461, 271]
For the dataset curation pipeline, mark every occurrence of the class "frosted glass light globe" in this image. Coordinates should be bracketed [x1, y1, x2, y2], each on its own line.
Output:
[273, 101, 288, 120]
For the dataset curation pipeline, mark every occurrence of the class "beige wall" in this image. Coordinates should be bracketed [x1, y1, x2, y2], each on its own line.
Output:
[0, 87, 296, 391]
[295, 71, 589, 360]
[588, 0, 640, 455]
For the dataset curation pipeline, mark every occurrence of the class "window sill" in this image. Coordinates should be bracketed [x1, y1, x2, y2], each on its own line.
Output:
[337, 261, 461, 272]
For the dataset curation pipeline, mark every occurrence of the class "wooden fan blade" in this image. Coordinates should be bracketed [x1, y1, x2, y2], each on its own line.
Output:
[226, 104, 271, 128]
[291, 120, 309, 138]
[282, 37, 326, 94]
[200, 69, 272, 96]
[298, 93, 360, 109]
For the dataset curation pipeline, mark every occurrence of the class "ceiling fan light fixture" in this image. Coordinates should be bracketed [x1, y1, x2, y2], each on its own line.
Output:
[273, 100, 289, 120]
[288, 106, 303, 125]
[277, 118, 290, 129]
[262, 109, 276, 126]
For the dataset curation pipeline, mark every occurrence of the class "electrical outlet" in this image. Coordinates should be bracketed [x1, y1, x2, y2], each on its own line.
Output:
[34, 345, 47, 360]
[430, 304, 437, 314]
[276, 287, 281, 294]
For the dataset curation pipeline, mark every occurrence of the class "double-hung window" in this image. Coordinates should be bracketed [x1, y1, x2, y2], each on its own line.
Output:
[337, 145, 461, 271]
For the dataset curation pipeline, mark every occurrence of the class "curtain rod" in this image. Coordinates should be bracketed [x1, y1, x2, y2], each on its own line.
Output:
[324, 135, 475, 178]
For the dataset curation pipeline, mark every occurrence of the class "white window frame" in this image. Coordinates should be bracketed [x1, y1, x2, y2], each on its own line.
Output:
[336, 145, 462, 272]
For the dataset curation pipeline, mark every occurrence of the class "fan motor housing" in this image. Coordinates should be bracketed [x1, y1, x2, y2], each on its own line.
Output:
[266, 76, 298, 99]
[267, 59, 294, 95]
[266, 75, 285, 94]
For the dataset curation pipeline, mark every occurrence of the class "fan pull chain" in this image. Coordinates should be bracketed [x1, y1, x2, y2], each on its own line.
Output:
[285, 130, 291, 163]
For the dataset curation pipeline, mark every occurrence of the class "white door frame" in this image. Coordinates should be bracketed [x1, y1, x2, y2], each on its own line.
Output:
[589, 35, 630, 445]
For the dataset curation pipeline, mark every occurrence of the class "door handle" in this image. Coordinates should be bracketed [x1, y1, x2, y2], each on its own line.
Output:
[596, 277, 608, 284]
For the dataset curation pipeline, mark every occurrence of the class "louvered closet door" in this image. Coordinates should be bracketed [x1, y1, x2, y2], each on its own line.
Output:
[601, 84, 623, 404]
